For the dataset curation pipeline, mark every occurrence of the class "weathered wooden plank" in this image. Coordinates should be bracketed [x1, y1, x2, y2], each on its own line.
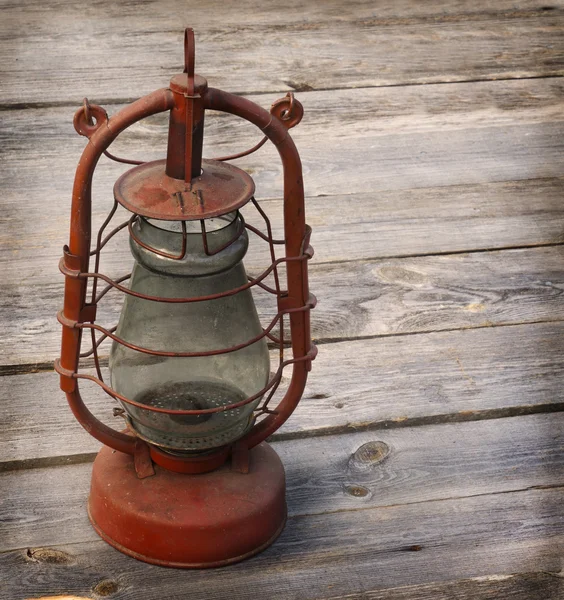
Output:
[7, 574, 562, 600]
[2, 487, 562, 599]
[6, 0, 560, 36]
[3, 78, 564, 215]
[321, 573, 564, 600]
[4, 175, 564, 288]
[2, 321, 564, 465]
[3, 242, 564, 368]
[4, 173, 564, 291]
[2, 413, 562, 551]
[1, 3, 563, 104]
[2, 79, 564, 368]
[3, 79, 562, 273]
[2, 79, 563, 288]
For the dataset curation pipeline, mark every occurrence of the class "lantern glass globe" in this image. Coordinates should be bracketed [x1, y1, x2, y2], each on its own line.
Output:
[109, 212, 270, 453]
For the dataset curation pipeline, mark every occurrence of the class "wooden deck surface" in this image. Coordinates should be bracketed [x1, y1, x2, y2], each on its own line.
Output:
[1, 1, 564, 598]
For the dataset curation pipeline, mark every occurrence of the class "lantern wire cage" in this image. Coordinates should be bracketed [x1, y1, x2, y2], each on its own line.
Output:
[63, 164, 315, 432]
[56, 26, 317, 468]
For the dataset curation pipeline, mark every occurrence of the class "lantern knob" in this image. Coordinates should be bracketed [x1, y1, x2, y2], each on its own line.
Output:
[165, 27, 206, 182]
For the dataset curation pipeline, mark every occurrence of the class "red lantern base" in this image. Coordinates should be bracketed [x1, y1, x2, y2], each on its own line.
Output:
[88, 442, 287, 568]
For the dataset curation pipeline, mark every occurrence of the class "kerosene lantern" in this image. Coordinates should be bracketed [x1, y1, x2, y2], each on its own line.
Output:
[55, 29, 316, 568]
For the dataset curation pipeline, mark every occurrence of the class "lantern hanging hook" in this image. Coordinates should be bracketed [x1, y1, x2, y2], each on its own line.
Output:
[83, 98, 93, 126]
[282, 92, 295, 120]
[270, 92, 304, 129]
[73, 97, 108, 137]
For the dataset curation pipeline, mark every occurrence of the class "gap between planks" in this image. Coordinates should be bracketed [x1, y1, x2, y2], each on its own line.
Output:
[3, 73, 564, 112]
[3, 315, 564, 378]
[3, 400, 564, 474]
[4, 226, 564, 368]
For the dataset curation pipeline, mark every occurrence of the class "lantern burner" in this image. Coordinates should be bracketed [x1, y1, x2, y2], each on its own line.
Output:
[136, 382, 218, 425]
[127, 380, 253, 452]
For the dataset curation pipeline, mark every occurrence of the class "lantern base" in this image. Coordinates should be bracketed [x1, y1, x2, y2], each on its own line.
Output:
[88, 442, 287, 568]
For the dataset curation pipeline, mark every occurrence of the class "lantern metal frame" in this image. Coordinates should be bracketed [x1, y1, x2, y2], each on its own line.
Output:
[56, 48, 316, 471]
[55, 29, 316, 566]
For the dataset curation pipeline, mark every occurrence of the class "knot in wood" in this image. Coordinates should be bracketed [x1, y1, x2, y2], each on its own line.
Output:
[93, 579, 120, 597]
[349, 441, 390, 472]
[343, 484, 371, 498]
[25, 547, 74, 564]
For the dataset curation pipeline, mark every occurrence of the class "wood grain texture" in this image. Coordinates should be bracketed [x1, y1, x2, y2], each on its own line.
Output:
[2, 78, 563, 288]
[2, 77, 564, 367]
[2, 413, 562, 551]
[2, 1, 564, 598]
[1, 487, 562, 599]
[6, 0, 561, 36]
[1, 2, 563, 105]
[2, 321, 564, 465]
[3, 78, 564, 219]
[3, 242, 564, 368]
[321, 573, 564, 600]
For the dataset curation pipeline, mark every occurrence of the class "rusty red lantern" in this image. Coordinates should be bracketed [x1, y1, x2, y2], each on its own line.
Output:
[55, 29, 316, 568]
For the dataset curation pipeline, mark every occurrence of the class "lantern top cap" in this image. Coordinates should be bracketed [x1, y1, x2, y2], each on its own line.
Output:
[114, 159, 255, 221]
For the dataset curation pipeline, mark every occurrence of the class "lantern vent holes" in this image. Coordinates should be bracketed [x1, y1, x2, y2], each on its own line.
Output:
[130, 380, 251, 450]
[139, 419, 251, 453]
